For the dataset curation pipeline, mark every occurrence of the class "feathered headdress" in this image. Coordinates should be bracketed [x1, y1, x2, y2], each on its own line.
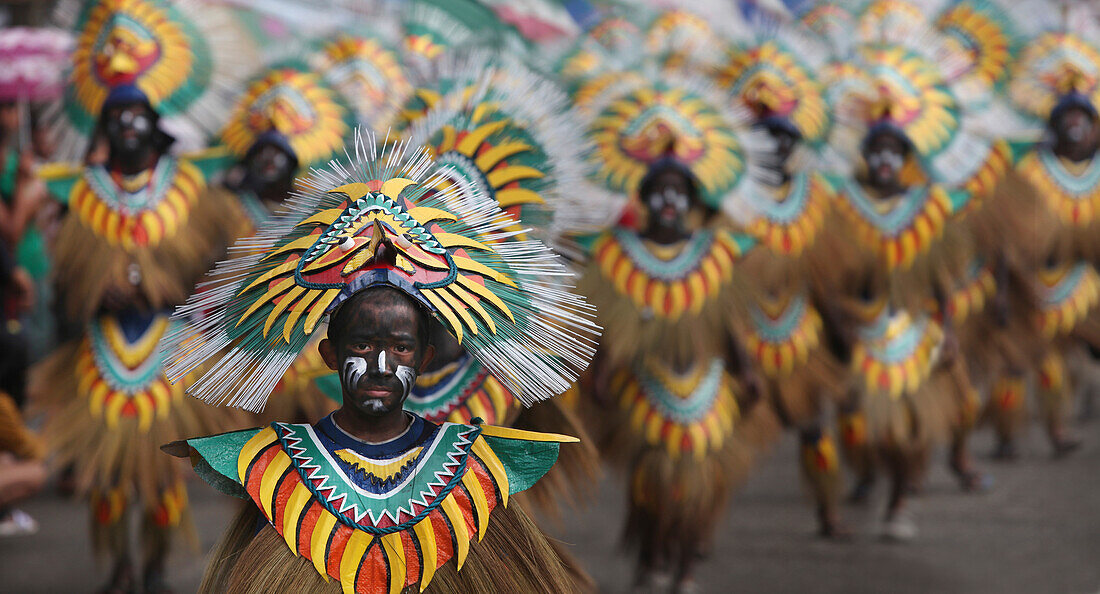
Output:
[405, 56, 616, 250]
[820, 0, 1018, 197]
[715, 18, 837, 170]
[165, 130, 598, 412]
[47, 0, 252, 160]
[313, 33, 412, 130]
[572, 63, 769, 220]
[221, 61, 354, 169]
[1008, 8, 1100, 125]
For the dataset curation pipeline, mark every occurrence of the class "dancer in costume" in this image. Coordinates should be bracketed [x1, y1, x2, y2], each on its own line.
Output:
[991, 6, 1100, 457]
[162, 132, 599, 594]
[807, 2, 1012, 536]
[715, 22, 851, 538]
[29, 1, 246, 590]
[569, 36, 775, 587]
[218, 61, 355, 424]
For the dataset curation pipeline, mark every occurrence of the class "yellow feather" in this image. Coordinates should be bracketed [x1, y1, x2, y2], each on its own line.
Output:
[380, 178, 417, 200]
[456, 275, 516, 322]
[456, 120, 508, 155]
[470, 437, 510, 506]
[486, 165, 544, 188]
[475, 142, 531, 171]
[283, 482, 313, 554]
[260, 454, 292, 520]
[440, 495, 470, 569]
[381, 532, 406, 594]
[406, 207, 458, 224]
[339, 531, 371, 592]
[461, 470, 490, 541]
[263, 286, 308, 339]
[310, 510, 338, 580]
[413, 517, 438, 591]
[422, 290, 465, 343]
[238, 427, 278, 484]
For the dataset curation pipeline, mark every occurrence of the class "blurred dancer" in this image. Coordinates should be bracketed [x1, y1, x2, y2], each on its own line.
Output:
[30, 1, 245, 590]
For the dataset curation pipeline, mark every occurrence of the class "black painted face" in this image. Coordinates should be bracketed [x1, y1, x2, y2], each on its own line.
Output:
[765, 125, 798, 167]
[863, 132, 908, 192]
[327, 289, 428, 418]
[1054, 107, 1098, 153]
[644, 168, 694, 233]
[104, 102, 155, 156]
[247, 143, 296, 190]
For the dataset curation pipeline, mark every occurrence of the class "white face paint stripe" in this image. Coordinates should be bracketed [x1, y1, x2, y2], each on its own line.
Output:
[377, 350, 387, 374]
[342, 355, 369, 394]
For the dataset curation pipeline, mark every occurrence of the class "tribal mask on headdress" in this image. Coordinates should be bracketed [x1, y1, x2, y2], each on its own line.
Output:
[165, 131, 598, 412]
[221, 62, 353, 170]
[50, 0, 250, 161]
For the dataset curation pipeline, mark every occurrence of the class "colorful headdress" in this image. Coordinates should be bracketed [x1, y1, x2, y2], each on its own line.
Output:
[405, 59, 613, 248]
[826, 4, 1016, 197]
[221, 61, 353, 169]
[313, 34, 412, 129]
[166, 131, 598, 411]
[49, 0, 251, 160]
[401, 0, 475, 63]
[573, 64, 768, 217]
[933, 0, 1033, 103]
[715, 21, 835, 167]
[548, 11, 648, 91]
[1009, 26, 1100, 125]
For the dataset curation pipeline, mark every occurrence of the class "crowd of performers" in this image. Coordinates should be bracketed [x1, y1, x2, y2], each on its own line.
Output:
[1, 0, 1100, 592]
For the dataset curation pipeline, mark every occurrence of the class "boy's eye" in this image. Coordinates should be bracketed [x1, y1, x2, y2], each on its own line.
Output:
[351, 343, 370, 351]
[393, 345, 410, 353]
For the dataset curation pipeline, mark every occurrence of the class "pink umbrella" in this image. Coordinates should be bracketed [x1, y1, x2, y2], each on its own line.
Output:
[0, 27, 73, 103]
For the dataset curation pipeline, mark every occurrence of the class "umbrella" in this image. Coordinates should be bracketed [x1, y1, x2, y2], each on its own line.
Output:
[0, 27, 73, 103]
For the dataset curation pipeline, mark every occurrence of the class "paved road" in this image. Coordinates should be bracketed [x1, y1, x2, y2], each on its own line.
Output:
[2, 423, 1097, 593]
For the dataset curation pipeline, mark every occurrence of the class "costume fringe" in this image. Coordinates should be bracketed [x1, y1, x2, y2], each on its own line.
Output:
[204, 502, 586, 594]
[51, 184, 240, 322]
[30, 336, 243, 541]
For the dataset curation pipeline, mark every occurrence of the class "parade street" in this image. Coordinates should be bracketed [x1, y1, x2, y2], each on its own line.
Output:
[2, 422, 1097, 593]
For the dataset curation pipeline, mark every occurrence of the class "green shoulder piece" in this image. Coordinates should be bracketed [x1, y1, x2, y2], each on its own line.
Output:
[182, 145, 235, 182]
[728, 231, 758, 255]
[480, 427, 571, 495]
[38, 162, 81, 204]
[186, 428, 263, 499]
[567, 231, 603, 258]
[947, 188, 972, 213]
[1007, 139, 1036, 165]
[314, 372, 343, 405]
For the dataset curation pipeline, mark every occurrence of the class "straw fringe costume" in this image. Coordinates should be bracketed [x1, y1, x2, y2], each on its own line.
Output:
[979, 4, 1100, 455]
[715, 19, 854, 534]
[164, 133, 599, 593]
[563, 14, 778, 583]
[799, 0, 1015, 521]
[29, 0, 248, 580]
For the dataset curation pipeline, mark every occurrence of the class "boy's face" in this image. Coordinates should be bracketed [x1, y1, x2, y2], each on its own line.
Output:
[644, 169, 693, 233]
[863, 132, 907, 191]
[104, 102, 155, 155]
[1055, 106, 1098, 151]
[320, 289, 433, 418]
